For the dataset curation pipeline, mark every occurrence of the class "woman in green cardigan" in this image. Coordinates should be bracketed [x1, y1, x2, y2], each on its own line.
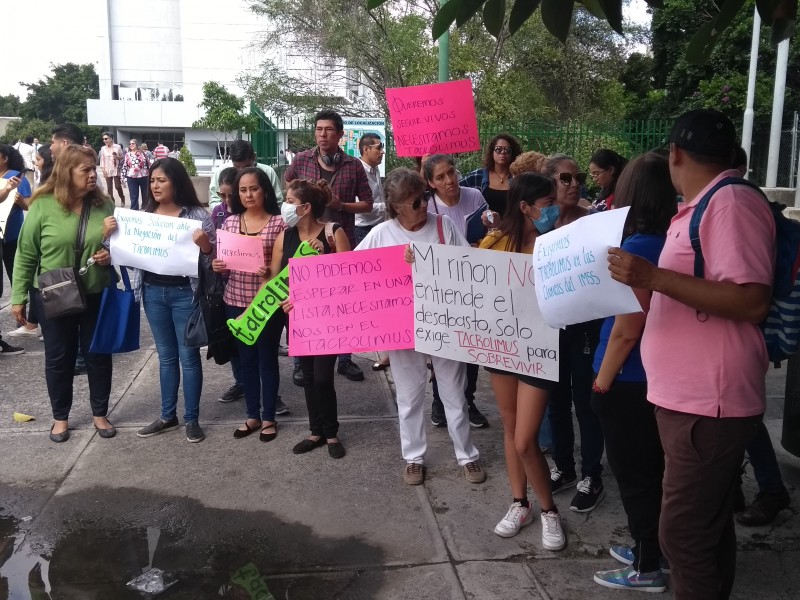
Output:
[11, 144, 117, 443]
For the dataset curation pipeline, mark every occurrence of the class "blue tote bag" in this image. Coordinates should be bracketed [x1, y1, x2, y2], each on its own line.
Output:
[89, 267, 140, 354]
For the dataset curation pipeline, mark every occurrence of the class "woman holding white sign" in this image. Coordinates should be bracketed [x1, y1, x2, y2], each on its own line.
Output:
[213, 167, 285, 444]
[273, 179, 350, 459]
[357, 167, 485, 486]
[478, 172, 566, 551]
[423, 154, 491, 430]
[590, 153, 676, 592]
[107, 157, 216, 443]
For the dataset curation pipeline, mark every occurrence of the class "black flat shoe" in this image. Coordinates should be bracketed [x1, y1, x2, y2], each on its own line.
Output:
[233, 421, 262, 439]
[259, 423, 278, 443]
[95, 422, 117, 438]
[292, 436, 326, 454]
[49, 424, 70, 443]
[372, 361, 389, 371]
[327, 440, 346, 459]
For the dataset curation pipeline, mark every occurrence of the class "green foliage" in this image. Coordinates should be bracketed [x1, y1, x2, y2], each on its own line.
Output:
[19, 63, 99, 124]
[192, 81, 259, 160]
[0, 118, 54, 145]
[0, 94, 22, 117]
[367, 0, 797, 64]
[178, 146, 198, 177]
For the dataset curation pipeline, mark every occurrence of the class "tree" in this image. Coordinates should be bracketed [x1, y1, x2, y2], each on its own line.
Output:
[0, 94, 22, 117]
[192, 82, 259, 161]
[0, 118, 55, 145]
[366, 0, 798, 65]
[19, 63, 99, 124]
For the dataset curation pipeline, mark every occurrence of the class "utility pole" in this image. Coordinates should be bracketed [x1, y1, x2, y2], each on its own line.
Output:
[438, 0, 449, 83]
[766, 39, 790, 187]
[741, 7, 760, 179]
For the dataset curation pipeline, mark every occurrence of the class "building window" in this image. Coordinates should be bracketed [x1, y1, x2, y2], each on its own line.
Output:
[118, 82, 184, 102]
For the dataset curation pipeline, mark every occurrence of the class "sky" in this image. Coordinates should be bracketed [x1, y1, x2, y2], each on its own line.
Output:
[0, 0, 653, 100]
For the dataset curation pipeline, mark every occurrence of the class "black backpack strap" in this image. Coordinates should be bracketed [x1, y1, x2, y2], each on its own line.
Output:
[689, 176, 764, 278]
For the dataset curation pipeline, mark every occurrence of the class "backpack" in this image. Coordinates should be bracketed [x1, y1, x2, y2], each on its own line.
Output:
[689, 176, 800, 365]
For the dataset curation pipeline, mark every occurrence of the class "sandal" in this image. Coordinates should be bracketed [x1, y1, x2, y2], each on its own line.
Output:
[233, 420, 262, 439]
[259, 422, 278, 443]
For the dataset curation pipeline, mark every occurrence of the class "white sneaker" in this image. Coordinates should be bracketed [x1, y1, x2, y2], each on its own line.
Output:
[7, 325, 40, 337]
[494, 501, 533, 538]
[540, 510, 566, 551]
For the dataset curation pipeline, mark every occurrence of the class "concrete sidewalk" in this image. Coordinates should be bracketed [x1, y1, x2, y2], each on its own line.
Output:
[0, 297, 797, 598]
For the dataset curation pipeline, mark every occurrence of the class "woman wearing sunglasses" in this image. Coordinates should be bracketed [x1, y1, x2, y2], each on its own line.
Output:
[460, 133, 522, 217]
[356, 168, 485, 487]
[540, 153, 606, 514]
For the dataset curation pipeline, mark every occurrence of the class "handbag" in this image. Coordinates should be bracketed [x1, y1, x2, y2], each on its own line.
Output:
[89, 266, 140, 354]
[184, 264, 228, 348]
[38, 200, 91, 319]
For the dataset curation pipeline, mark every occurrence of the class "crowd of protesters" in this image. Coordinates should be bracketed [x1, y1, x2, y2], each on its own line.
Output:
[0, 107, 793, 599]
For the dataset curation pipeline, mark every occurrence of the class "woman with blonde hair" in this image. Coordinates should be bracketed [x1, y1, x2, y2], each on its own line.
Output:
[11, 145, 117, 442]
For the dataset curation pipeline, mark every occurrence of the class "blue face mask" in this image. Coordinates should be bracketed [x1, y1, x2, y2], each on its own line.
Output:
[532, 205, 559, 234]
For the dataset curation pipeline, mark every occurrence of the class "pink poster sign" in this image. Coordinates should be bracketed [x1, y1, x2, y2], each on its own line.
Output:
[386, 79, 479, 157]
[217, 229, 265, 274]
[288, 245, 414, 356]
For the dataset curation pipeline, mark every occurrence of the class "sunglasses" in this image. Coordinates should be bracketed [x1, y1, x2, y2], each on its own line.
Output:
[368, 143, 384, 151]
[404, 195, 427, 211]
[559, 172, 587, 186]
[493, 146, 512, 155]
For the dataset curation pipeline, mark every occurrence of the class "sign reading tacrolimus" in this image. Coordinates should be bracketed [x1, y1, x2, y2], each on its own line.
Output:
[411, 243, 559, 381]
[386, 79, 479, 157]
[110, 208, 200, 276]
[532, 207, 642, 329]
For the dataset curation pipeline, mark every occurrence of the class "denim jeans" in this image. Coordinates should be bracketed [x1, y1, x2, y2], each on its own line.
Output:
[549, 321, 604, 479]
[127, 176, 148, 211]
[143, 283, 202, 423]
[226, 304, 284, 422]
[746, 421, 786, 494]
[31, 290, 113, 420]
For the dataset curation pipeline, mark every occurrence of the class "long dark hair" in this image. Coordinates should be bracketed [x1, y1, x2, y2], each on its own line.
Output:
[0, 144, 26, 174]
[590, 148, 627, 199]
[498, 173, 556, 253]
[614, 152, 677, 237]
[37, 145, 55, 184]
[143, 157, 200, 212]
[484, 133, 522, 171]
[230, 167, 280, 215]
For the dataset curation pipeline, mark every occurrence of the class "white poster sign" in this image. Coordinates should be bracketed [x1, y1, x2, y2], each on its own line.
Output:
[533, 207, 641, 329]
[412, 243, 560, 381]
[110, 208, 200, 277]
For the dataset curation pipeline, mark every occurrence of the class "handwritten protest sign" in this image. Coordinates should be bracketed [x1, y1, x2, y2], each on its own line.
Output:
[386, 80, 479, 157]
[288, 245, 414, 356]
[110, 208, 200, 277]
[532, 207, 642, 329]
[217, 228, 265, 273]
[412, 243, 559, 381]
[227, 241, 318, 345]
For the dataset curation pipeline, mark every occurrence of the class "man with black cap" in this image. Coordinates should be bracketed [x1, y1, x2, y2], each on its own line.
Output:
[607, 109, 775, 599]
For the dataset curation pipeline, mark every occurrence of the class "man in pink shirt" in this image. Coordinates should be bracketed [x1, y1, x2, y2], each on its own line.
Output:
[607, 109, 775, 600]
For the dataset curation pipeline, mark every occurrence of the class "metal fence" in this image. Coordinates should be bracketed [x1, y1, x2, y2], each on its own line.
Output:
[251, 111, 800, 188]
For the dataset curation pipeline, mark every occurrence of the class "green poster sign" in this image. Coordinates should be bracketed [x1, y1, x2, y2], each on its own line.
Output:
[226, 240, 318, 345]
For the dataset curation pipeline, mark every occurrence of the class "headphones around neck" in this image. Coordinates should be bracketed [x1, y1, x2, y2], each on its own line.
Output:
[316, 146, 343, 167]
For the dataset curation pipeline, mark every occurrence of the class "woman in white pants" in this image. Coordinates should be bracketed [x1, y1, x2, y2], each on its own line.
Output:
[356, 168, 485, 486]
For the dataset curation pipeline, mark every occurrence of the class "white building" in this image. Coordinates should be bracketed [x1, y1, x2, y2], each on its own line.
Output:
[86, 0, 366, 170]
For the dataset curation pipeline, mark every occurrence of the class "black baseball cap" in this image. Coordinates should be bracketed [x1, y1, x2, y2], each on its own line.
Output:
[668, 109, 737, 162]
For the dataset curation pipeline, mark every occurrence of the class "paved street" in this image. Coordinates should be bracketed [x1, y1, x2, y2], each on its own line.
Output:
[0, 274, 798, 599]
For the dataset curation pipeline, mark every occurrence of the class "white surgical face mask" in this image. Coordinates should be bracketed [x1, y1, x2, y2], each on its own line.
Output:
[281, 202, 304, 227]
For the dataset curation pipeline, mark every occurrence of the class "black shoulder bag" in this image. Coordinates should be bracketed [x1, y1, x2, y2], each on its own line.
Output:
[39, 200, 91, 319]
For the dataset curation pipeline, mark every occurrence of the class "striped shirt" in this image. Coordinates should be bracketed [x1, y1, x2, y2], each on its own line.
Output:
[221, 213, 286, 308]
